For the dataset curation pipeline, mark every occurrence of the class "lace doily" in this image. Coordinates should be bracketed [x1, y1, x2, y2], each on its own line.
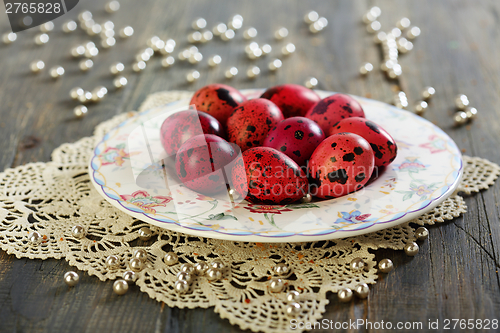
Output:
[1, 90, 499, 333]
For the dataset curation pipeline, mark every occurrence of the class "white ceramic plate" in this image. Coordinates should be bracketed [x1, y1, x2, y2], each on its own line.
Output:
[89, 90, 462, 242]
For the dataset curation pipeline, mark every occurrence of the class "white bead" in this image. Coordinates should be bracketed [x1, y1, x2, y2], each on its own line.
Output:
[285, 302, 301, 316]
[268, 59, 282, 71]
[228, 15, 243, 30]
[176, 271, 192, 283]
[178, 49, 190, 61]
[101, 37, 116, 48]
[201, 30, 213, 43]
[246, 66, 260, 79]
[40, 21, 54, 32]
[281, 43, 296, 55]
[350, 258, 366, 271]
[119, 26, 134, 38]
[415, 101, 428, 115]
[243, 27, 257, 40]
[164, 252, 178, 265]
[64, 271, 80, 287]
[337, 287, 353, 302]
[317, 17, 328, 28]
[397, 17, 411, 30]
[70, 87, 84, 100]
[110, 62, 125, 75]
[304, 77, 318, 89]
[455, 94, 470, 110]
[79, 59, 94, 71]
[113, 279, 128, 295]
[225, 67, 238, 79]
[221, 29, 235, 41]
[85, 48, 99, 58]
[180, 263, 195, 275]
[211, 260, 225, 271]
[81, 19, 95, 30]
[268, 278, 284, 293]
[374, 31, 387, 44]
[286, 290, 300, 302]
[35, 33, 49, 45]
[132, 248, 148, 262]
[188, 31, 202, 43]
[174, 280, 189, 293]
[422, 86, 436, 100]
[359, 62, 373, 75]
[106, 255, 120, 269]
[404, 242, 419, 256]
[465, 106, 478, 120]
[74, 105, 88, 118]
[101, 29, 115, 38]
[206, 268, 222, 281]
[132, 61, 147, 72]
[30, 60, 45, 73]
[195, 262, 209, 275]
[208, 55, 221, 67]
[273, 263, 289, 275]
[391, 27, 402, 38]
[407, 26, 421, 39]
[309, 22, 323, 33]
[129, 258, 144, 272]
[415, 227, 429, 241]
[192, 18, 207, 30]
[186, 70, 200, 83]
[274, 27, 288, 40]
[148, 36, 161, 48]
[87, 24, 102, 36]
[78, 11, 93, 22]
[247, 48, 262, 60]
[63, 21, 77, 33]
[304, 11, 319, 24]
[50, 66, 65, 78]
[245, 42, 260, 54]
[362, 12, 377, 24]
[28, 231, 42, 245]
[71, 225, 86, 238]
[261, 44, 272, 55]
[113, 76, 128, 88]
[378, 259, 394, 273]
[212, 23, 227, 36]
[160, 39, 176, 54]
[105, 1, 120, 13]
[123, 270, 137, 284]
[301, 193, 312, 203]
[354, 283, 370, 299]
[71, 45, 86, 58]
[454, 111, 468, 126]
[366, 21, 381, 33]
[188, 52, 203, 64]
[138, 227, 152, 240]
[78, 91, 93, 104]
[162, 56, 175, 68]
[103, 22, 115, 32]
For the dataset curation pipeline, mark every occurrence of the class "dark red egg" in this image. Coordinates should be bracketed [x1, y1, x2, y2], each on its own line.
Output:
[227, 98, 284, 152]
[263, 117, 325, 166]
[230, 147, 308, 204]
[328, 117, 397, 167]
[160, 110, 224, 157]
[305, 93, 365, 133]
[175, 134, 237, 194]
[308, 133, 374, 199]
[190, 84, 246, 125]
[260, 84, 321, 118]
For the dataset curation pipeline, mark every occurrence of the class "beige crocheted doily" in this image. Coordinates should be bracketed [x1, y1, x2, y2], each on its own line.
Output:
[0, 90, 498, 333]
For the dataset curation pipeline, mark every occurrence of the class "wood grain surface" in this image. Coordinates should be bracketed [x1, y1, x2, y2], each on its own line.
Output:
[0, 0, 499, 332]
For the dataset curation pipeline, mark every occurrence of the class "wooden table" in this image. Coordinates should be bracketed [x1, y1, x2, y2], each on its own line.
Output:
[1, 0, 499, 332]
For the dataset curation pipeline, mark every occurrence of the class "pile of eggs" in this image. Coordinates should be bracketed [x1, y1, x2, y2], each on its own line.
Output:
[160, 83, 397, 204]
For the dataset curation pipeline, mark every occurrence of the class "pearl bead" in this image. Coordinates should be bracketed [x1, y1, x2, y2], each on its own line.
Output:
[79, 59, 94, 71]
[63, 21, 78, 33]
[132, 61, 147, 72]
[188, 31, 202, 44]
[201, 30, 213, 43]
[30, 60, 45, 73]
[87, 24, 102, 36]
[40, 21, 54, 32]
[110, 62, 125, 75]
[243, 27, 258, 40]
[129, 258, 144, 272]
[3, 32, 17, 44]
[267, 59, 283, 72]
[85, 48, 99, 58]
[273, 263, 289, 276]
[160, 39, 176, 54]
[180, 263, 195, 275]
[415, 227, 429, 241]
[188, 52, 203, 64]
[247, 48, 263, 60]
[422, 86, 436, 100]
[50, 66, 65, 79]
[415, 101, 428, 115]
[176, 271, 192, 283]
[78, 91, 93, 104]
[122, 270, 137, 284]
[281, 43, 296, 56]
[286, 290, 300, 302]
[105, 1, 120, 13]
[350, 258, 366, 272]
[221, 29, 235, 41]
[106, 255, 120, 269]
[304, 11, 319, 24]
[378, 258, 394, 273]
[132, 249, 148, 262]
[362, 12, 377, 24]
[35, 33, 49, 45]
[465, 106, 478, 120]
[101, 29, 115, 38]
[164, 252, 178, 265]
[28, 231, 42, 245]
[301, 193, 312, 203]
[225, 67, 238, 79]
[305, 77, 318, 89]
[113, 279, 128, 295]
[78, 11, 93, 22]
[454, 111, 468, 126]
[269, 278, 285, 293]
[354, 283, 370, 299]
[374, 31, 387, 44]
[74, 105, 88, 118]
[212, 23, 227, 36]
[186, 70, 200, 83]
[397, 17, 411, 30]
[246, 66, 260, 79]
[119, 26, 134, 38]
[245, 42, 260, 54]
[399, 41, 414, 53]
[228, 15, 243, 30]
[81, 19, 95, 30]
[337, 287, 353, 302]
[136, 52, 151, 62]
[285, 302, 301, 316]
[367, 21, 381, 33]
[138, 227, 152, 240]
[161, 56, 175, 68]
[101, 37, 116, 48]
[407, 26, 421, 39]
[404, 242, 419, 256]
[455, 94, 470, 110]
[274, 27, 288, 40]
[178, 49, 190, 61]
[195, 262, 209, 275]
[211, 260, 225, 271]
[174, 280, 189, 294]
[71, 45, 86, 58]
[64, 271, 80, 287]
[71, 225, 86, 238]
[369, 6, 382, 18]
[208, 55, 221, 67]
[261, 44, 272, 55]
[70, 87, 84, 100]
[192, 18, 207, 30]
[359, 62, 374, 75]
[206, 268, 222, 281]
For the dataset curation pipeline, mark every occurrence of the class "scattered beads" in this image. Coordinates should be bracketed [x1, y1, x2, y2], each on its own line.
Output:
[208, 55, 221, 67]
[228, 14, 243, 30]
[201, 30, 213, 43]
[132, 61, 147, 72]
[74, 105, 88, 118]
[122, 270, 137, 284]
[106, 255, 120, 269]
[354, 283, 370, 299]
[79, 59, 94, 71]
[212, 23, 227, 36]
[273, 263, 289, 276]
[78, 91, 93, 104]
[176, 271, 193, 283]
[455, 94, 470, 110]
[359, 62, 373, 75]
[304, 11, 319, 24]
[180, 263, 195, 275]
[404, 242, 419, 256]
[138, 227, 152, 240]
[192, 18, 207, 30]
[350, 258, 366, 271]
[274, 27, 288, 40]
[35, 33, 49, 45]
[246, 66, 260, 79]
[407, 26, 421, 39]
[281, 43, 296, 55]
[225, 67, 238, 79]
[421, 86, 436, 100]
[40, 21, 54, 32]
[64, 271, 80, 287]
[206, 268, 222, 281]
[465, 106, 478, 120]
[78, 10, 93, 22]
[162, 56, 175, 68]
[71, 225, 86, 238]
[113, 279, 128, 295]
[50, 66, 65, 79]
[129, 258, 144, 272]
[63, 21, 78, 33]
[113, 76, 128, 88]
[119, 26, 134, 38]
[186, 70, 200, 83]
[110, 62, 125, 75]
[453, 111, 468, 126]
[367, 21, 381, 33]
[397, 17, 411, 30]
[211, 260, 225, 271]
[132, 248, 148, 262]
[28, 231, 42, 245]
[301, 193, 312, 203]
[268, 59, 282, 71]
[30, 60, 45, 73]
[304, 77, 318, 89]
[174, 280, 189, 293]
[188, 52, 203, 64]
[285, 302, 301, 316]
[221, 29, 235, 41]
[378, 259, 394, 273]
[337, 287, 353, 302]
[414, 101, 428, 115]
[71, 45, 86, 58]
[70, 87, 85, 100]
[195, 262, 209, 275]
[415, 227, 429, 241]
[261, 44, 272, 55]
[188, 31, 202, 43]
[101, 37, 116, 48]
[105, 1, 120, 13]
[164, 252, 178, 265]
[268, 278, 285, 293]
[286, 290, 300, 302]
[243, 27, 257, 40]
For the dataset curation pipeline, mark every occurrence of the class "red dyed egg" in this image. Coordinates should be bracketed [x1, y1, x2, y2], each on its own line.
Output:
[260, 84, 321, 118]
[190, 84, 246, 125]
